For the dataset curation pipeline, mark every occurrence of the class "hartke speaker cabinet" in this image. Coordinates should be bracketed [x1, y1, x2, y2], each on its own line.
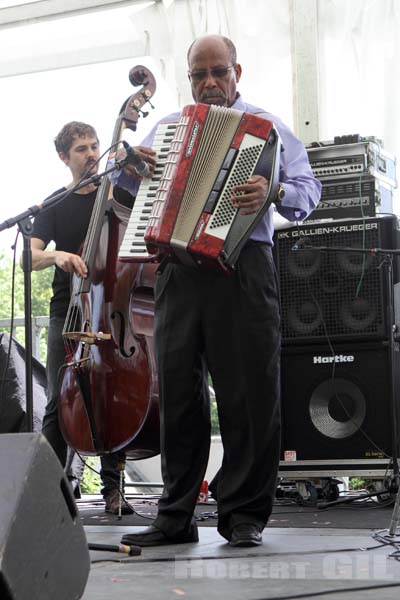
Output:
[0, 434, 90, 600]
[280, 342, 400, 464]
[274, 215, 400, 345]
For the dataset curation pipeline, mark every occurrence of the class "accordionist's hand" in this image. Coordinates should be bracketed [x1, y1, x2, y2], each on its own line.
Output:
[231, 175, 269, 215]
[113, 145, 157, 179]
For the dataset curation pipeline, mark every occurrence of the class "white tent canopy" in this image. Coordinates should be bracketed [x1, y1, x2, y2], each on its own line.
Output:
[0, 0, 398, 252]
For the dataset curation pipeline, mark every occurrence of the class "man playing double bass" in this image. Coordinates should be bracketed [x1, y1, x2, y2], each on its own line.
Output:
[29, 121, 135, 514]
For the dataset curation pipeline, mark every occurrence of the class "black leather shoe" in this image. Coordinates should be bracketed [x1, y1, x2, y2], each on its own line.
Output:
[121, 523, 199, 547]
[229, 523, 263, 547]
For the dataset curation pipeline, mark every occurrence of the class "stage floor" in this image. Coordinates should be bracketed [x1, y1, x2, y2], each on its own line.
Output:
[80, 495, 400, 600]
[78, 493, 396, 530]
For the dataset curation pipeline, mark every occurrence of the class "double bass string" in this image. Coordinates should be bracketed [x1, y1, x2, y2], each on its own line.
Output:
[62, 139, 123, 352]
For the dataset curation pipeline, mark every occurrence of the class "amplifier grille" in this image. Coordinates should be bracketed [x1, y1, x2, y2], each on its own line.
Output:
[274, 216, 399, 344]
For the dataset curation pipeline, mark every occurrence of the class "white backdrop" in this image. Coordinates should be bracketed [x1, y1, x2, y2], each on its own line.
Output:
[0, 0, 399, 255]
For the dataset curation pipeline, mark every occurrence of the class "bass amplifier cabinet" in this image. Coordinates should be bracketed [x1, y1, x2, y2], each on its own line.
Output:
[279, 341, 400, 477]
[274, 215, 400, 345]
[305, 175, 393, 221]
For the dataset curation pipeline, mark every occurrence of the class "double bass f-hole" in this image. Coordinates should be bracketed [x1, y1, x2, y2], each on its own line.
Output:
[110, 310, 135, 358]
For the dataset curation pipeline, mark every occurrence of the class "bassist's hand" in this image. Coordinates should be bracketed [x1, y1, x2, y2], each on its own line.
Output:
[55, 251, 88, 278]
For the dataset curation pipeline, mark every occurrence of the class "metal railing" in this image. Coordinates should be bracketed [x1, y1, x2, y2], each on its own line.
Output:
[0, 316, 49, 360]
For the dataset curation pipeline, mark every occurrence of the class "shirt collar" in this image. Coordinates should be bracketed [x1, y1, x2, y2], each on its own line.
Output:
[230, 93, 245, 111]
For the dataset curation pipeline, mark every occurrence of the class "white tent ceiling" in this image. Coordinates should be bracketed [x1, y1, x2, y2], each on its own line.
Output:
[0, 0, 138, 24]
[0, 0, 399, 253]
[1, 0, 398, 147]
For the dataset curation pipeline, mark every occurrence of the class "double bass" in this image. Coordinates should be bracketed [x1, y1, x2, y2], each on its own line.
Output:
[58, 66, 159, 460]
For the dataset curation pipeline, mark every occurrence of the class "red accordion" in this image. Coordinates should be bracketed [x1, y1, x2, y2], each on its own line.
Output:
[120, 103, 281, 272]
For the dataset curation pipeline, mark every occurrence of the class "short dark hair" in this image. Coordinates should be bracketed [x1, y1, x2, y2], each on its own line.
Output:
[54, 121, 98, 155]
[187, 35, 237, 66]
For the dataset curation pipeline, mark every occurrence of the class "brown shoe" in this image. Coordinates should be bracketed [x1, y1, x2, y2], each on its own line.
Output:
[104, 488, 134, 515]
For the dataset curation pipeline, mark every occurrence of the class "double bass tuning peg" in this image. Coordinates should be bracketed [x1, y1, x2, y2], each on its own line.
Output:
[139, 98, 155, 119]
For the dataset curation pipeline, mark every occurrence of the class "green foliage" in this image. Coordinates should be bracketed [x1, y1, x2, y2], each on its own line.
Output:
[80, 457, 102, 494]
[209, 374, 220, 436]
[349, 477, 366, 490]
[0, 250, 53, 363]
[0, 251, 54, 317]
[31, 268, 54, 318]
[210, 399, 220, 435]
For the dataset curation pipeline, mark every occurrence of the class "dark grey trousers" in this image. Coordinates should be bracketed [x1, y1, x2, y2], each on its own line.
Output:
[153, 243, 281, 541]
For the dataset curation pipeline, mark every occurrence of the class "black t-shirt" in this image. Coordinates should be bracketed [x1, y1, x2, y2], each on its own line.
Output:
[32, 188, 97, 318]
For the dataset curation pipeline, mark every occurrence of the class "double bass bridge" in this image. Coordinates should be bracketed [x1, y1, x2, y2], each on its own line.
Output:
[63, 331, 112, 345]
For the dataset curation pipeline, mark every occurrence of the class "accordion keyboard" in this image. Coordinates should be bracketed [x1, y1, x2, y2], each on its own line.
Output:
[118, 122, 177, 260]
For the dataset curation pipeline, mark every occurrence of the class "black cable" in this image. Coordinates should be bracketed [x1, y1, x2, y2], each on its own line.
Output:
[90, 540, 387, 565]
[88, 542, 141, 556]
[271, 501, 393, 514]
[317, 488, 395, 510]
[274, 476, 395, 509]
[372, 529, 400, 561]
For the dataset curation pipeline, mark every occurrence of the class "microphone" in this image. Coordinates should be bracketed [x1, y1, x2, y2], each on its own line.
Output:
[291, 237, 310, 251]
[121, 140, 151, 178]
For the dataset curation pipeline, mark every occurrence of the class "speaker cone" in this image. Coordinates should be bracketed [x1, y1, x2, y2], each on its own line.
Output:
[309, 378, 366, 439]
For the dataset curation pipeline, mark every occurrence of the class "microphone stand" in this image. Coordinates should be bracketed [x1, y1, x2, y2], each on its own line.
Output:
[0, 156, 131, 433]
[294, 243, 400, 533]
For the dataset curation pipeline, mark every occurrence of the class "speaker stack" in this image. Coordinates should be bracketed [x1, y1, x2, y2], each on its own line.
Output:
[274, 214, 400, 477]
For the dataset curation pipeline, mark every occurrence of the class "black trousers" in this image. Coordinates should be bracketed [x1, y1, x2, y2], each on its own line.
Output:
[153, 244, 281, 541]
[42, 316, 120, 496]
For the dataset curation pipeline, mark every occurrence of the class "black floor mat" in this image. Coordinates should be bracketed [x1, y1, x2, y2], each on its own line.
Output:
[78, 495, 396, 529]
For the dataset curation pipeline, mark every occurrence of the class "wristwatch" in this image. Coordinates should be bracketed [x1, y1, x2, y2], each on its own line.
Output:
[276, 184, 285, 204]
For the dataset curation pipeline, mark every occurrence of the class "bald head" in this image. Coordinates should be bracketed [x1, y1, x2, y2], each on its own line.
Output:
[187, 35, 237, 66]
[187, 35, 242, 107]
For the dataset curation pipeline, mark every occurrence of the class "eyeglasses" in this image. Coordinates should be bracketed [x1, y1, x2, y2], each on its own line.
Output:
[188, 65, 235, 83]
